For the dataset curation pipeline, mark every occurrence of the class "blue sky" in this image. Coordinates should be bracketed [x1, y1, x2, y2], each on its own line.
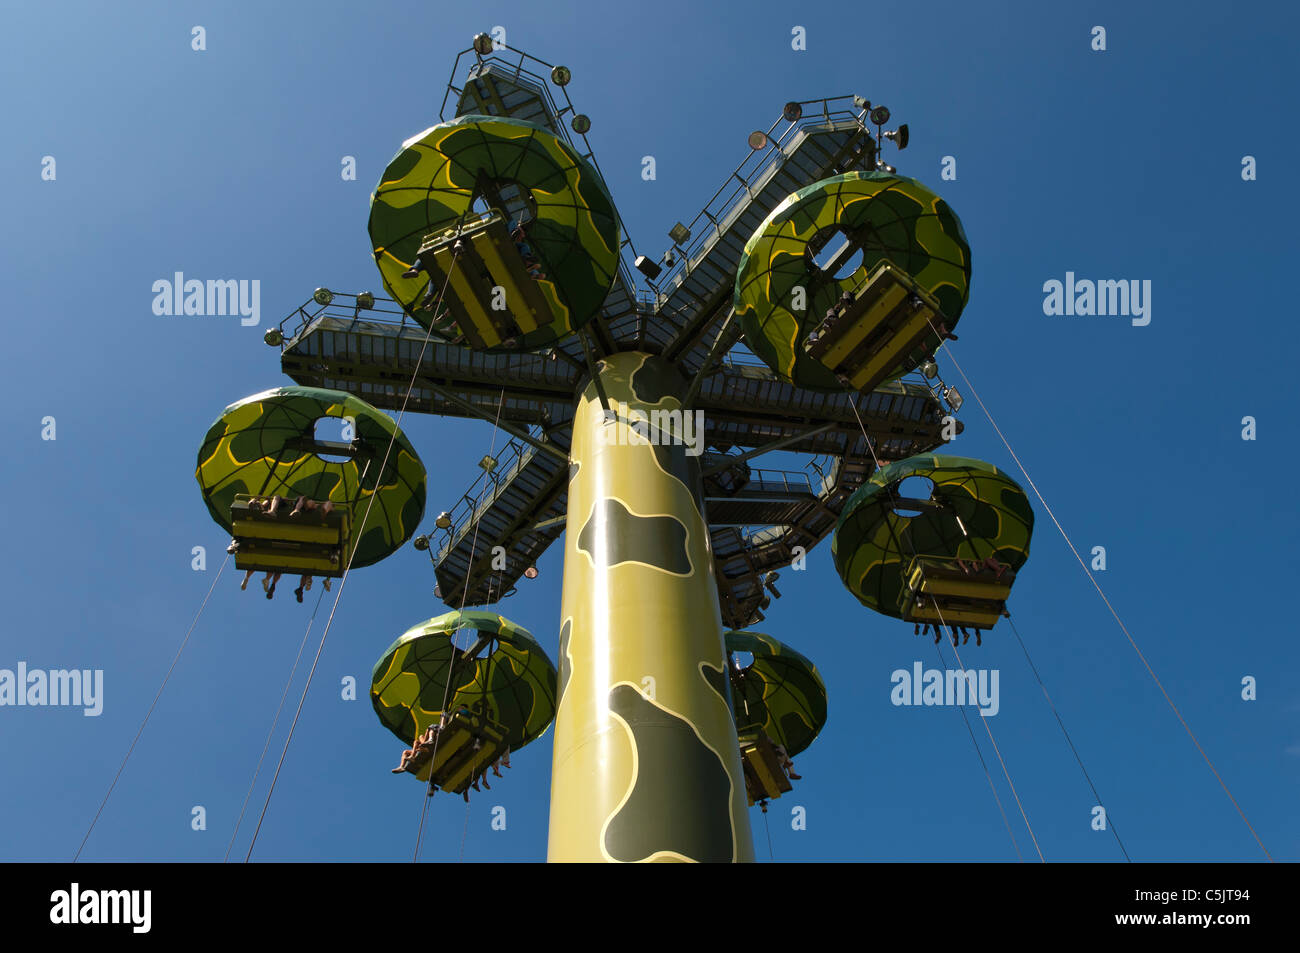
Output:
[1, 0, 1296, 862]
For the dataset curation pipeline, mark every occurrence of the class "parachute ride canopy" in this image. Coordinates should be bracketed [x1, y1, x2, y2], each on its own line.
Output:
[368, 114, 621, 352]
[726, 630, 827, 806]
[832, 455, 1033, 638]
[371, 610, 558, 793]
[196, 386, 426, 577]
[734, 171, 971, 395]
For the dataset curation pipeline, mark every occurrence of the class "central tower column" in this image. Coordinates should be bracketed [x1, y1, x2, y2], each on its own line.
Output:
[548, 352, 754, 862]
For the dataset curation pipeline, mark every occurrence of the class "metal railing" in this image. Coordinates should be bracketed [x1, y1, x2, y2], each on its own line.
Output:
[647, 96, 870, 297]
[431, 435, 541, 562]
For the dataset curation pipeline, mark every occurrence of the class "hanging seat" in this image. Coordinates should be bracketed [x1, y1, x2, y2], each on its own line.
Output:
[229, 494, 350, 578]
[404, 707, 509, 794]
[897, 553, 1014, 629]
[804, 259, 944, 393]
[738, 730, 793, 806]
[415, 211, 552, 350]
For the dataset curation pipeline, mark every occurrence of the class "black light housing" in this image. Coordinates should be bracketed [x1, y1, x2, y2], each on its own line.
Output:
[634, 255, 662, 280]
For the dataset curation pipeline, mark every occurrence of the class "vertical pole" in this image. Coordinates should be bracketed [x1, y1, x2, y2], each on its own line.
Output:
[548, 352, 754, 862]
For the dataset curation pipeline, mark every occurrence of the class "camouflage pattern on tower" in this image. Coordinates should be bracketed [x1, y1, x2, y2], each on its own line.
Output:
[833, 454, 1033, 619]
[725, 630, 827, 757]
[549, 352, 755, 863]
[195, 386, 426, 568]
[735, 172, 971, 390]
[370, 609, 557, 750]
[368, 114, 620, 350]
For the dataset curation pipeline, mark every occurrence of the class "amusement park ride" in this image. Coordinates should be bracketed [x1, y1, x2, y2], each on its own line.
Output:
[195, 36, 1035, 862]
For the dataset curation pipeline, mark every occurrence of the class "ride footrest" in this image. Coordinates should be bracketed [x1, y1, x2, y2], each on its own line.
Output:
[416, 211, 551, 349]
[898, 555, 1011, 629]
[410, 710, 508, 793]
[739, 731, 793, 806]
[230, 494, 349, 578]
[804, 259, 943, 392]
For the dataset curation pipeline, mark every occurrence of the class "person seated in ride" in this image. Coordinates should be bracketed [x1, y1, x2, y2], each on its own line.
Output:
[772, 742, 801, 781]
[289, 495, 335, 519]
[391, 725, 439, 774]
[510, 222, 546, 280]
[401, 256, 430, 280]
[264, 570, 282, 599]
[294, 574, 313, 603]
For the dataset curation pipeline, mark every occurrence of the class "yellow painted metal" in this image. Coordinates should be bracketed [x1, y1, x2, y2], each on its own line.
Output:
[548, 352, 755, 862]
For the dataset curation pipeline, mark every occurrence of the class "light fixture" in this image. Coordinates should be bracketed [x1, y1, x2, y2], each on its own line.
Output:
[853, 95, 871, 111]
[884, 123, 909, 150]
[876, 160, 896, 173]
[747, 130, 768, 150]
[668, 222, 691, 245]
[783, 101, 803, 122]
[920, 358, 938, 379]
[944, 386, 964, 412]
[571, 114, 591, 134]
[472, 33, 494, 55]
[313, 287, 333, 305]
[763, 571, 781, 598]
[870, 105, 891, 126]
[435, 511, 453, 529]
[634, 255, 662, 280]
[550, 65, 571, 86]
[524, 566, 539, 579]
[263, 328, 283, 347]
[356, 291, 375, 309]
[413, 535, 430, 551]
[479, 455, 498, 473]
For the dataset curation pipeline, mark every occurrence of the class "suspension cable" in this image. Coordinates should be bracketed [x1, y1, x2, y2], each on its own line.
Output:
[244, 244, 466, 861]
[224, 582, 327, 861]
[74, 553, 229, 861]
[928, 325, 1271, 861]
[414, 386, 508, 862]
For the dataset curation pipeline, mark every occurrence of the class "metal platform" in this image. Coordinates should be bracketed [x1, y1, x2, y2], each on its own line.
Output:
[272, 45, 956, 627]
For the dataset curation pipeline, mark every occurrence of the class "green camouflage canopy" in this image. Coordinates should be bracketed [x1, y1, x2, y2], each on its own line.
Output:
[370, 610, 558, 750]
[195, 386, 426, 569]
[725, 630, 827, 758]
[734, 171, 971, 390]
[832, 454, 1033, 619]
[368, 114, 620, 349]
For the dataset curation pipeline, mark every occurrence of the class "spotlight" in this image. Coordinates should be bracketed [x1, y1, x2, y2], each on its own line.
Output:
[763, 571, 782, 598]
[356, 291, 375, 309]
[263, 328, 283, 347]
[920, 358, 938, 379]
[413, 535, 430, 551]
[571, 114, 591, 134]
[634, 255, 662, 280]
[550, 65, 571, 86]
[524, 566, 539, 579]
[435, 511, 453, 529]
[668, 222, 691, 246]
[884, 123, 909, 150]
[472, 33, 494, 55]
[313, 287, 333, 305]
[944, 386, 964, 412]
[783, 101, 803, 122]
[870, 105, 891, 126]
[876, 160, 897, 173]
[479, 455, 498, 473]
[853, 95, 871, 111]
[747, 130, 769, 150]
